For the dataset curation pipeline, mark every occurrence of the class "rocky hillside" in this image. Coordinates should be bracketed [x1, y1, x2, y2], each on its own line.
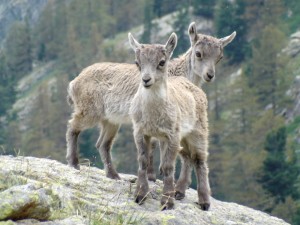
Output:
[0, 0, 48, 47]
[284, 30, 300, 120]
[0, 156, 289, 225]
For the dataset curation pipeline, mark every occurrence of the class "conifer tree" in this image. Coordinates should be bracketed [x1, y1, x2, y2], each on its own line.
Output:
[5, 21, 32, 81]
[22, 86, 54, 158]
[172, 2, 190, 57]
[259, 127, 299, 203]
[215, 0, 248, 64]
[192, 0, 216, 18]
[141, 0, 154, 43]
[153, 0, 163, 17]
[0, 53, 14, 116]
[34, 1, 58, 61]
[250, 25, 289, 113]
[284, 0, 300, 31]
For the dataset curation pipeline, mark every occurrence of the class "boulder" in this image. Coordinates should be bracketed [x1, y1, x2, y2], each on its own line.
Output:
[0, 156, 289, 225]
[0, 184, 51, 220]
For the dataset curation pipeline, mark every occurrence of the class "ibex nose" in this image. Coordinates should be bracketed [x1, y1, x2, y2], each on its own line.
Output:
[207, 73, 214, 79]
[142, 77, 151, 84]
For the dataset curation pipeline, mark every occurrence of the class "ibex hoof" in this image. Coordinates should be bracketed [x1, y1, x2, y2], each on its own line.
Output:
[175, 191, 185, 200]
[106, 172, 121, 180]
[135, 195, 146, 205]
[199, 202, 210, 211]
[147, 173, 156, 182]
[159, 167, 163, 176]
[161, 200, 174, 210]
[68, 163, 80, 170]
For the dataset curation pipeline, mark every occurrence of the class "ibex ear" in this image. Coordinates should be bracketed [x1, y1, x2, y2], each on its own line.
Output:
[165, 32, 177, 57]
[128, 33, 141, 51]
[188, 22, 198, 45]
[219, 31, 236, 48]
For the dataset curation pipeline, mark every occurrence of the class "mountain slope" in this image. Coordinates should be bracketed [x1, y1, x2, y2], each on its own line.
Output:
[0, 0, 48, 47]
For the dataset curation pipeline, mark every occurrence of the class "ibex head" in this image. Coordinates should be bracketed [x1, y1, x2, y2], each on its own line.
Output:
[128, 32, 177, 89]
[188, 22, 236, 83]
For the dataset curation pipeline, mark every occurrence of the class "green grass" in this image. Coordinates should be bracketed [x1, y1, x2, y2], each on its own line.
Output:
[0, 171, 28, 192]
[48, 164, 144, 225]
[50, 197, 144, 225]
[287, 116, 300, 135]
[89, 210, 143, 225]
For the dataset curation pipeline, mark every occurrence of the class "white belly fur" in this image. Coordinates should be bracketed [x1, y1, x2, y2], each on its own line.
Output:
[180, 119, 195, 137]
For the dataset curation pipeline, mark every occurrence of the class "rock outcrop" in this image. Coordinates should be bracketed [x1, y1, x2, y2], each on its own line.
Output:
[284, 30, 300, 140]
[0, 0, 48, 47]
[283, 30, 300, 57]
[0, 156, 289, 225]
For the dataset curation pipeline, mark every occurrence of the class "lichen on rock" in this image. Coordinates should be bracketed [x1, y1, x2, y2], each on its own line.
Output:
[0, 184, 51, 221]
[0, 156, 290, 225]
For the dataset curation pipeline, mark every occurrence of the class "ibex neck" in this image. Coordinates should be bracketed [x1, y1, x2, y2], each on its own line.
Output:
[170, 49, 203, 88]
[139, 81, 168, 102]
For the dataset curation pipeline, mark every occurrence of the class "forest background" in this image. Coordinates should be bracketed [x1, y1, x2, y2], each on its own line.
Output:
[0, 0, 300, 223]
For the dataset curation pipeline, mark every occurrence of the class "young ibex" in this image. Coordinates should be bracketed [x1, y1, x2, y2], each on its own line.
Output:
[66, 22, 236, 180]
[129, 32, 210, 210]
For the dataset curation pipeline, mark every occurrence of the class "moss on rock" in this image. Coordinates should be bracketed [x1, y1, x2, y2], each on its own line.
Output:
[0, 156, 290, 225]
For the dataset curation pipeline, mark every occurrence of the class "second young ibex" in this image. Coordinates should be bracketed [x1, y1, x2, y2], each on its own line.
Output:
[66, 22, 236, 181]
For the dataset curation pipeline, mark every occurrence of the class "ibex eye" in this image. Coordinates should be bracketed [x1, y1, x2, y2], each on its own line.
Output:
[196, 52, 202, 58]
[159, 60, 165, 67]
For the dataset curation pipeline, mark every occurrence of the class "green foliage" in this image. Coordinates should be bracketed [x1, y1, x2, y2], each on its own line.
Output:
[271, 196, 299, 225]
[284, 0, 300, 31]
[33, 1, 81, 63]
[292, 205, 300, 225]
[172, 2, 190, 57]
[153, 0, 163, 17]
[113, 125, 139, 174]
[20, 76, 71, 161]
[110, 0, 145, 34]
[287, 116, 300, 135]
[192, 0, 216, 18]
[79, 128, 103, 168]
[5, 21, 32, 81]
[34, 2, 59, 61]
[215, 0, 249, 64]
[34, 0, 113, 69]
[141, 0, 154, 43]
[152, 0, 182, 17]
[206, 68, 272, 208]
[0, 54, 15, 117]
[261, 0, 286, 27]
[259, 127, 299, 204]
[249, 24, 290, 113]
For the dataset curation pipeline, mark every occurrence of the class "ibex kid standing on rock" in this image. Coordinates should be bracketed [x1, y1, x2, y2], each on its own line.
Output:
[129, 32, 211, 210]
[66, 22, 236, 182]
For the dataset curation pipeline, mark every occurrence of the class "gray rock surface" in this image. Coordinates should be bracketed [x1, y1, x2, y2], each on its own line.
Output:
[0, 156, 289, 225]
[283, 30, 300, 57]
[288, 75, 300, 119]
[0, 184, 51, 220]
